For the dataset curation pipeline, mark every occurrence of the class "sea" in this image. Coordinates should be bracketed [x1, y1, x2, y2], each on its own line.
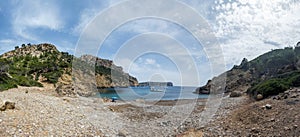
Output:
[95, 86, 209, 101]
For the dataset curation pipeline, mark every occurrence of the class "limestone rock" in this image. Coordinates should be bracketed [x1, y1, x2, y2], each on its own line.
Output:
[0, 101, 15, 111]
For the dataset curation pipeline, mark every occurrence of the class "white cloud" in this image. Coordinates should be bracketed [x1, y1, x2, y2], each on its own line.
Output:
[72, 0, 120, 35]
[145, 58, 156, 65]
[0, 39, 15, 44]
[72, 9, 100, 35]
[214, 0, 300, 67]
[112, 32, 208, 86]
[55, 40, 75, 54]
[12, 0, 64, 40]
[0, 39, 20, 54]
[118, 19, 171, 34]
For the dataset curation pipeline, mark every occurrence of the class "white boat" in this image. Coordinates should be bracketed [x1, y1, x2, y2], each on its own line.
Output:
[150, 86, 166, 92]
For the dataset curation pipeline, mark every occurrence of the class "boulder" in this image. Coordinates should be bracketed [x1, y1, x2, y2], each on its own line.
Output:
[256, 94, 263, 100]
[55, 84, 77, 97]
[230, 91, 242, 97]
[0, 101, 15, 111]
[194, 80, 212, 94]
[118, 129, 128, 137]
[194, 87, 210, 94]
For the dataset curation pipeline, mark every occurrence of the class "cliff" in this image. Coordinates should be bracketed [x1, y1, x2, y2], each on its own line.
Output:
[0, 43, 138, 96]
[196, 43, 300, 99]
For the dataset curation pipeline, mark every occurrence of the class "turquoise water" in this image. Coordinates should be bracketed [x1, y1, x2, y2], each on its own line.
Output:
[95, 86, 208, 101]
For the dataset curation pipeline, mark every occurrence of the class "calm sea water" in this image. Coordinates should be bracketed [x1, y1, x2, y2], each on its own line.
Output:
[95, 86, 208, 101]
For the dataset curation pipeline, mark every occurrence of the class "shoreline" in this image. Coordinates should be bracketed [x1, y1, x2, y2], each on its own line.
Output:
[0, 86, 247, 136]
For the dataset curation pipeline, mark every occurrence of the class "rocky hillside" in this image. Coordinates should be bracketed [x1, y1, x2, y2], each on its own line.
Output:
[79, 55, 138, 87]
[1, 43, 58, 58]
[196, 42, 300, 99]
[0, 43, 138, 96]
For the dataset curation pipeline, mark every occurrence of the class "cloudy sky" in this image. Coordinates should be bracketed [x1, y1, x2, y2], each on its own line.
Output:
[0, 0, 300, 86]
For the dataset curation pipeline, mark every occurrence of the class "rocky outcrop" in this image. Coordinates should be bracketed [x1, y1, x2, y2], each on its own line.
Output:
[79, 55, 138, 87]
[0, 43, 59, 59]
[80, 55, 122, 71]
[194, 80, 211, 94]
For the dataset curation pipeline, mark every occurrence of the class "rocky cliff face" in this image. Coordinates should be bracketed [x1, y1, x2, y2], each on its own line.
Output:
[0, 43, 139, 96]
[196, 45, 300, 97]
[77, 54, 138, 87]
[0, 43, 58, 59]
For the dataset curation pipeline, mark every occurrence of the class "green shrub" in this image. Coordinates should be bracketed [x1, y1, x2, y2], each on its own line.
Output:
[0, 74, 18, 91]
[0, 83, 18, 91]
[248, 78, 289, 98]
[288, 73, 300, 87]
[12, 74, 43, 87]
[42, 71, 63, 83]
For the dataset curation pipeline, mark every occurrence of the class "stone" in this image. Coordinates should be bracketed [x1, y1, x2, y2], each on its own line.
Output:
[251, 128, 260, 133]
[256, 94, 263, 100]
[118, 129, 128, 137]
[284, 127, 290, 130]
[0, 101, 15, 111]
[283, 94, 288, 99]
[230, 91, 242, 97]
[265, 104, 272, 109]
[273, 96, 279, 100]
[294, 125, 298, 128]
[290, 94, 298, 98]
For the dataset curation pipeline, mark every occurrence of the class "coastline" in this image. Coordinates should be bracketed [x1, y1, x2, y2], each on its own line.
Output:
[0, 86, 247, 136]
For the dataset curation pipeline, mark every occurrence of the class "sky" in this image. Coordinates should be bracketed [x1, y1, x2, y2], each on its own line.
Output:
[0, 0, 300, 86]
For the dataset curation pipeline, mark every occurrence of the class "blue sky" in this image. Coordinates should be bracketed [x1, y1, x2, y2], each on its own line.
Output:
[0, 0, 300, 86]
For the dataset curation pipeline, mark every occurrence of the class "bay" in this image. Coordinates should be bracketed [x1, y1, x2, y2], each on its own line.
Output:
[95, 86, 208, 101]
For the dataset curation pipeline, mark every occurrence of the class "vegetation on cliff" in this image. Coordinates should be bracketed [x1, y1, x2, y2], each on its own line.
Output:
[198, 42, 300, 99]
[0, 43, 138, 95]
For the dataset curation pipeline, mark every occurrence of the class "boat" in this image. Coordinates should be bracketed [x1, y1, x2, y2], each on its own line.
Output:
[150, 86, 166, 92]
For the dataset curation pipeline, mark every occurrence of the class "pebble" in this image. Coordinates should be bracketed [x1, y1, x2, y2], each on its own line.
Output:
[265, 104, 272, 109]
[284, 127, 290, 130]
[269, 118, 275, 122]
[251, 128, 259, 133]
[294, 125, 298, 128]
